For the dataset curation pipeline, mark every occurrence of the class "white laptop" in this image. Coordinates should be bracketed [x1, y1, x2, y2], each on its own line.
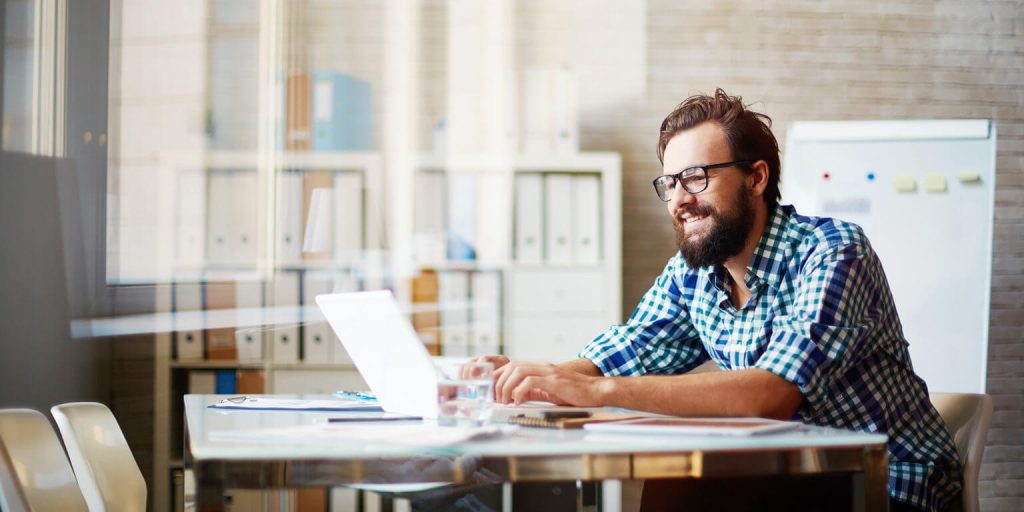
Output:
[316, 290, 597, 421]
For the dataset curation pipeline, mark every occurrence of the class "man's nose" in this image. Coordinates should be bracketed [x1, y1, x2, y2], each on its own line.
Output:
[669, 183, 697, 210]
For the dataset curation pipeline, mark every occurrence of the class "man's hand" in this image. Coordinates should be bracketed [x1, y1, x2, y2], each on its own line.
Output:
[493, 362, 607, 406]
[469, 355, 511, 372]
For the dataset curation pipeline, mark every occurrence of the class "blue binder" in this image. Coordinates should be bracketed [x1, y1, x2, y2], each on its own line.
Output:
[311, 71, 373, 151]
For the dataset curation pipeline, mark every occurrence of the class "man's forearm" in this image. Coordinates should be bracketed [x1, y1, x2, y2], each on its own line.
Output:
[595, 368, 804, 420]
[558, 358, 603, 377]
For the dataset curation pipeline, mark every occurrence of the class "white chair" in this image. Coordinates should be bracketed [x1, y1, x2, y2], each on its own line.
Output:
[930, 392, 994, 512]
[51, 402, 147, 512]
[0, 408, 89, 512]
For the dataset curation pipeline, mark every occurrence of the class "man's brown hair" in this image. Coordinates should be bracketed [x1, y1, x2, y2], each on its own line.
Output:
[657, 88, 781, 209]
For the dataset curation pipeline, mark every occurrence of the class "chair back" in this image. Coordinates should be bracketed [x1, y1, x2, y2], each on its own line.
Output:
[930, 392, 994, 512]
[0, 408, 89, 512]
[51, 402, 147, 512]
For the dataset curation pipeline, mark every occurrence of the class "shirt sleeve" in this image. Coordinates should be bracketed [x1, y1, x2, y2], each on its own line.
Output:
[579, 254, 709, 376]
[753, 240, 879, 414]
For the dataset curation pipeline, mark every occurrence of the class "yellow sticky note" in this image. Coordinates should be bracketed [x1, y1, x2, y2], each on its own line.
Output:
[892, 175, 917, 193]
[924, 173, 947, 193]
[956, 171, 982, 184]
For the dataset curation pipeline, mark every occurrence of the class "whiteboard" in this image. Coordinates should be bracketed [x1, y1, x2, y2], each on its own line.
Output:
[781, 120, 995, 393]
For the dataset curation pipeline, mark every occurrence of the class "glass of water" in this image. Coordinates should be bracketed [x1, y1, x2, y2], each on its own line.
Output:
[436, 361, 494, 427]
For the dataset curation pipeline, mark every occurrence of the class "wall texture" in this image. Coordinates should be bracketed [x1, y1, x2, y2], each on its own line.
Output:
[582, 1, 1022, 510]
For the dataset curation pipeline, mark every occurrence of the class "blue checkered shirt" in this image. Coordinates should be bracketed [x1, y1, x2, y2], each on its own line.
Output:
[580, 204, 962, 512]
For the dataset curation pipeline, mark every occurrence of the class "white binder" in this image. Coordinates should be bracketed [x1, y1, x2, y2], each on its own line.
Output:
[552, 66, 579, 153]
[447, 173, 477, 261]
[269, 272, 300, 363]
[234, 279, 263, 361]
[572, 174, 602, 264]
[302, 271, 334, 364]
[521, 67, 551, 153]
[544, 174, 574, 263]
[514, 173, 543, 263]
[206, 171, 234, 265]
[439, 271, 471, 357]
[174, 282, 204, 361]
[232, 172, 259, 265]
[330, 271, 359, 365]
[276, 171, 303, 265]
[333, 171, 363, 264]
[414, 171, 447, 263]
[470, 271, 502, 356]
[474, 174, 509, 265]
[174, 169, 206, 267]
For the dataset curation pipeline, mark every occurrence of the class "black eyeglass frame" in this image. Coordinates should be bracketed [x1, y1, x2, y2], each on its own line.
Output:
[652, 159, 757, 201]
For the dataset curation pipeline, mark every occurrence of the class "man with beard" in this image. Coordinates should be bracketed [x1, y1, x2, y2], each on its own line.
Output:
[478, 89, 963, 512]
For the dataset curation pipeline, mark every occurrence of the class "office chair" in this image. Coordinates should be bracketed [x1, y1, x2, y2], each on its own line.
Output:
[51, 402, 147, 512]
[0, 408, 89, 512]
[930, 392, 994, 512]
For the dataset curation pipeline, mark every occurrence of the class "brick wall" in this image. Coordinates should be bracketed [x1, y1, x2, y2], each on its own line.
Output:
[587, 2, 1022, 510]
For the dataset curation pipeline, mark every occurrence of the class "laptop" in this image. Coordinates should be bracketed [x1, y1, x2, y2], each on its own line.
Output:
[315, 290, 598, 421]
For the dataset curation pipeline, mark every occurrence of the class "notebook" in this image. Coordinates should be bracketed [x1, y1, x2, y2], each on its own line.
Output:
[316, 291, 595, 421]
[583, 417, 801, 436]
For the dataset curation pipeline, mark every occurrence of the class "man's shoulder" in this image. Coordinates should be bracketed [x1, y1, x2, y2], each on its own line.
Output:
[779, 205, 872, 256]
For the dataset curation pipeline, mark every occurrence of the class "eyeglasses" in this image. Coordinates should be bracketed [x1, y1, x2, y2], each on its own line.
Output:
[652, 160, 755, 201]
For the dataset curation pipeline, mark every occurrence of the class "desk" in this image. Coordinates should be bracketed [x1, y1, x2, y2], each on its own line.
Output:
[185, 395, 890, 511]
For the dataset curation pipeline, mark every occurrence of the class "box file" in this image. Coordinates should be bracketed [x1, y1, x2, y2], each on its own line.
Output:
[231, 172, 259, 265]
[447, 173, 477, 261]
[552, 66, 579, 154]
[174, 169, 206, 267]
[515, 173, 544, 263]
[302, 271, 335, 364]
[414, 171, 446, 263]
[411, 271, 441, 355]
[234, 279, 263, 361]
[235, 370, 265, 394]
[205, 171, 234, 265]
[475, 174, 509, 264]
[312, 71, 373, 151]
[302, 172, 334, 261]
[572, 174, 602, 264]
[544, 174, 574, 263]
[521, 68, 551, 154]
[205, 280, 237, 360]
[214, 370, 237, 394]
[439, 271, 471, 356]
[174, 282, 204, 361]
[285, 72, 312, 151]
[188, 371, 216, 394]
[470, 271, 502, 356]
[333, 171, 364, 264]
[276, 171, 304, 264]
[270, 272, 300, 363]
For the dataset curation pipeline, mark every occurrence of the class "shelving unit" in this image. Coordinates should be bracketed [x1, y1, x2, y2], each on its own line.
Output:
[150, 149, 622, 512]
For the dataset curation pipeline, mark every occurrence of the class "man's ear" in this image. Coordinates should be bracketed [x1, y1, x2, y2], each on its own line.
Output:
[748, 160, 770, 198]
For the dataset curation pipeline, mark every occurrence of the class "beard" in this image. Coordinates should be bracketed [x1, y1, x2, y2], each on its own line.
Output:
[674, 186, 755, 268]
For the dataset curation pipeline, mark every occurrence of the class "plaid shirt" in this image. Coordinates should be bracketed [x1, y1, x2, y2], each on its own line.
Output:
[580, 204, 962, 512]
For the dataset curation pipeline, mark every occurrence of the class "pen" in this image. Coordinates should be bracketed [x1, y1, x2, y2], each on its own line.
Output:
[328, 415, 422, 423]
[334, 390, 377, 401]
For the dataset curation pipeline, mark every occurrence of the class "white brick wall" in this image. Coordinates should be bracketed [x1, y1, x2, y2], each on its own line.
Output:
[602, 2, 1022, 510]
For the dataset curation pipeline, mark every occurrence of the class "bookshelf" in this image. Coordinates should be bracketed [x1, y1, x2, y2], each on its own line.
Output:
[150, 150, 622, 512]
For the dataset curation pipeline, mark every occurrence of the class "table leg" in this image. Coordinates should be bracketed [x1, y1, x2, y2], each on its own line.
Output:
[192, 462, 226, 512]
[860, 446, 889, 512]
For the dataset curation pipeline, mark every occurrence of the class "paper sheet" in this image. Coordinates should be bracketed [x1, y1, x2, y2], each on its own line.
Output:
[209, 397, 381, 411]
[210, 423, 515, 447]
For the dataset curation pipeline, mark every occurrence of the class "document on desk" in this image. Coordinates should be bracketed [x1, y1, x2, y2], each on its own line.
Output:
[210, 423, 515, 447]
[209, 396, 382, 411]
[584, 418, 800, 436]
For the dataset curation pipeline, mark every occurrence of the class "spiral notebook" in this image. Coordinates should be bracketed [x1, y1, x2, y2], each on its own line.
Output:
[507, 412, 644, 430]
